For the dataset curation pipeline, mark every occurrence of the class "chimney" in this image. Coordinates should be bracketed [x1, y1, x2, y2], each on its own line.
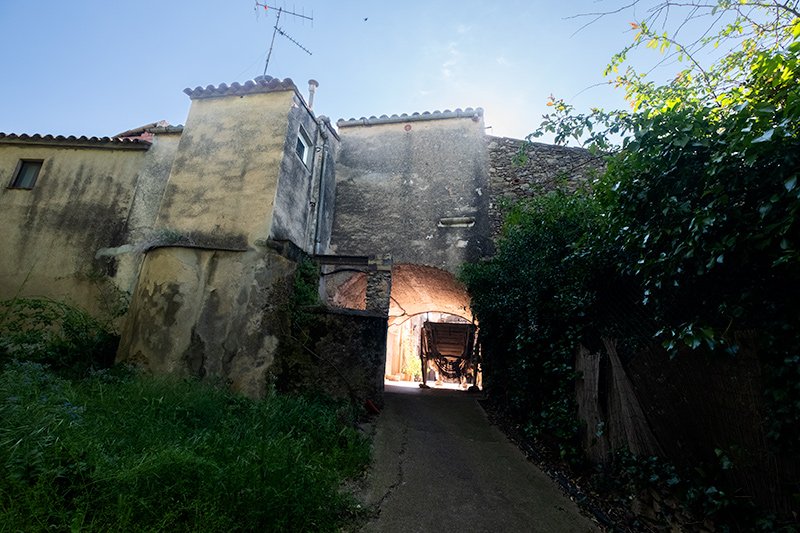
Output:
[308, 79, 319, 110]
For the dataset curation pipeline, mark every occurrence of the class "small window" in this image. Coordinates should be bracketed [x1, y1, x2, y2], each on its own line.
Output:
[295, 127, 311, 167]
[9, 160, 43, 189]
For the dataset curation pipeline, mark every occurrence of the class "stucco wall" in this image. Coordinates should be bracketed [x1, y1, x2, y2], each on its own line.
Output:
[118, 85, 327, 398]
[119, 246, 296, 398]
[124, 131, 181, 245]
[0, 141, 149, 315]
[314, 120, 339, 255]
[270, 93, 323, 251]
[330, 111, 493, 274]
[100, 130, 181, 295]
[154, 90, 295, 249]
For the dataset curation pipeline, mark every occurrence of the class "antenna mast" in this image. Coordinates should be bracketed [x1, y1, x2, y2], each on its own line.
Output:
[254, 2, 313, 76]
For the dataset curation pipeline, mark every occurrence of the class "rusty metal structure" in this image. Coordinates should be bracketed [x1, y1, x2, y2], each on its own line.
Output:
[420, 321, 478, 386]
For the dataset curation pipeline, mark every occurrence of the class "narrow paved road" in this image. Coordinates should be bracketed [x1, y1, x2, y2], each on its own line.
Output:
[358, 383, 599, 533]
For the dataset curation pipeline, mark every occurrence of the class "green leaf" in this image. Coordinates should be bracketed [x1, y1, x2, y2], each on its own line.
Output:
[751, 129, 774, 143]
[674, 135, 690, 148]
[785, 176, 797, 192]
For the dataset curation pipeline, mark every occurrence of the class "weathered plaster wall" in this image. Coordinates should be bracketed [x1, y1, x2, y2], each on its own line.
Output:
[118, 83, 332, 398]
[330, 111, 493, 274]
[0, 141, 149, 315]
[119, 246, 296, 398]
[124, 131, 181, 245]
[270, 95, 338, 252]
[487, 136, 605, 237]
[154, 90, 295, 249]
[313, 120, 340, 255]
[100, 130, 181, 295]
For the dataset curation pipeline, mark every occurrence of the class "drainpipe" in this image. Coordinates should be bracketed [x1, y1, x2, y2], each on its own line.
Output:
[313, 117, 330, 256]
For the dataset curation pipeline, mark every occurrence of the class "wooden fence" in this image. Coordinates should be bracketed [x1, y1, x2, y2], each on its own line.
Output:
[576, 331, 799, 515]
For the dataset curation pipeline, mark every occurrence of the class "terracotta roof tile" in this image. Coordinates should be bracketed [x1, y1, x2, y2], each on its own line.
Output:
[0, 132, 151, 149]
[184, 76, 297, 100]
[337, 107, 483, 128]
[115, 121, 170, 139]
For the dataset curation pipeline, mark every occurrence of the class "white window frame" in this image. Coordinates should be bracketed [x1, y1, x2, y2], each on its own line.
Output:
[295, 127, 312, 167]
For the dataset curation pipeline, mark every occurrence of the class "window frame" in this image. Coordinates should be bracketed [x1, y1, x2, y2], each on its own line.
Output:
[295, 127, 312, 168]
[8, 159, 43, 189]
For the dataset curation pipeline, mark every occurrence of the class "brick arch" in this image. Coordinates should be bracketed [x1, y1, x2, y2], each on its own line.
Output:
[387, 263, 472, 326]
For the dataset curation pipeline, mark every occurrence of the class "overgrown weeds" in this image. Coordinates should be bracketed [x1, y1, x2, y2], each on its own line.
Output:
[0, 298, 119, 378]
[0, 296, 371, 532]
[0, 362, 370, 532]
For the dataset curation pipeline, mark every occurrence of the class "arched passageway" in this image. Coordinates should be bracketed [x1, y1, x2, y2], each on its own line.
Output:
[387, 264, 472, 326]
[385, 264, 478, 388]
[325, 262, 480, 388]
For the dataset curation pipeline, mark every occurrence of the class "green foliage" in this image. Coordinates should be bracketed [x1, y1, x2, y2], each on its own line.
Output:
[606, 2, 800, 112]
[0, 298, 120, 377]
[82, 267, 130, 327]
[0, 362, 370, 532]
[292, 258, 322, 307]
[589, 449, 788, 529]
[594, 59, 800, 333]
[461, 190, 601, 459]
[400, 353, 421, 377]
[287, 258, 322, 328]
[528, 5, 800, 451]
[470, 3, 800, 527]
[589, 28, 800, 453]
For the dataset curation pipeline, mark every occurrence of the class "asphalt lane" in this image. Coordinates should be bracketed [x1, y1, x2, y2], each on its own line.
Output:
[358, 383, 600, 533]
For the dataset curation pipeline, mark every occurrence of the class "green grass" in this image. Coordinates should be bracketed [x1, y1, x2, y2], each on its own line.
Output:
[0, 361, 371, 532]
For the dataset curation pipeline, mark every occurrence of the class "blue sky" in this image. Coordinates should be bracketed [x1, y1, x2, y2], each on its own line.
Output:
[1, 1, 667, 141]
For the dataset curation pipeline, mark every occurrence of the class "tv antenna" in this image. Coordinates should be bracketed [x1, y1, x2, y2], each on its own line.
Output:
[254, 2, 313, 76]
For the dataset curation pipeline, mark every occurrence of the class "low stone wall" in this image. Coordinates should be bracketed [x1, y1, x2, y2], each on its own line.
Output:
[273, 307, 387, 408]
[486, 136, 605, 237]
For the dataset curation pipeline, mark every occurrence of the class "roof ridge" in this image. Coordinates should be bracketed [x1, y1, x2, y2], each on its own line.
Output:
[337, 107, 483, 128]
[0, 132, 151, 148]
[184, 76, 297, 100]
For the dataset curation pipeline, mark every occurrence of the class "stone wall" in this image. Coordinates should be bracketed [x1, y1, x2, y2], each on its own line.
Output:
[273, 306, 387, 408]
[365, 255, 392, 315]
[330, 110, 493, 273]
[486, 136, 605, 237]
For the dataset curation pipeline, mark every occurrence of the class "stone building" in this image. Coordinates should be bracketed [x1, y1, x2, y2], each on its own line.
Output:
[0, 77, 601, 402]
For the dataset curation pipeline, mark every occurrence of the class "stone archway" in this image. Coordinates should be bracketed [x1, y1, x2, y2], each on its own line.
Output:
[324, 261, 477, 384]
[384, 264, 473, 382]
[387, 263, 472, 326]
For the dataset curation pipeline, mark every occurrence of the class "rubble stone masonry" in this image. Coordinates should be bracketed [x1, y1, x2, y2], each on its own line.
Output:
[486, 136, 606, 238]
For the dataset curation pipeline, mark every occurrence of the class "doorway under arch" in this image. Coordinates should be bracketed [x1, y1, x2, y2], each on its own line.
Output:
[384, 264, 477, 387]
[324, 262, 480, 388]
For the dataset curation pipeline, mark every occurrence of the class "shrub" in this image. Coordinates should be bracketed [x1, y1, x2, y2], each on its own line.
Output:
[460, 190, 602, 459]
[0, 298, 119, 377]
